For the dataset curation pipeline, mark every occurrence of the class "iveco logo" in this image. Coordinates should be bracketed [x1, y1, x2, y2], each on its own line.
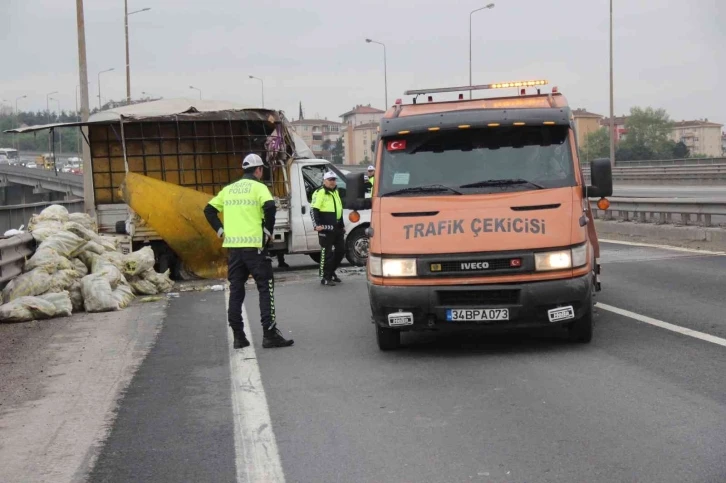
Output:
[461, 261, 490, 270]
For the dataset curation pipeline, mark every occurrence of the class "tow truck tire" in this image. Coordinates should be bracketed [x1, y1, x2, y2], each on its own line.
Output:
[309, 252, 321, 264]
[345, 227, 369, 266]
[376, 326, 401, 351]
[568, 305, 593, 344]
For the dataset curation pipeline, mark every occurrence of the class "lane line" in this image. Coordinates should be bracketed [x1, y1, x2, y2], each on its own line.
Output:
[596, 302, 726, 348]
[600, 239, 726, 256]
[225, 290, 287, 483]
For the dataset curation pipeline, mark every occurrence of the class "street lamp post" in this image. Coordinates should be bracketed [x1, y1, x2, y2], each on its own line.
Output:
[98, 68, 115, 109]
[609, 0, 615, 167]
[189, 86, 202, 99]
[46, 91, 58, 155]
[365, 38, 388, 108]
[469, 3, 495, 99]
[49, 98, 62, 156]
[124, 2, 151, 103]
[248, 75, 264, 107]
[14, 95, 27, 152]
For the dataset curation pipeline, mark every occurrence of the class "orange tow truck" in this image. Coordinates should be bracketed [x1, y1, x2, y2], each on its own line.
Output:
[345, 80, 613, 350]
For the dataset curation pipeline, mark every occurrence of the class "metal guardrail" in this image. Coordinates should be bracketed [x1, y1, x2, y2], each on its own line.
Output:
[0, 200, 85, 233]
[582, 164, 726, 183]
[591, 198, 726, 227]
[614, 157, 726, 167]
[0, 233, 35, 287]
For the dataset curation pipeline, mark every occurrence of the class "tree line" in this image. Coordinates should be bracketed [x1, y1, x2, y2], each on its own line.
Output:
[580, 107, 712, 162]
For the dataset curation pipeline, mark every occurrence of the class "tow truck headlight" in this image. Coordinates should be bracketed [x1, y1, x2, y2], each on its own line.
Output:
[534, 244, 587, 271]
[382, 258, 417, 277]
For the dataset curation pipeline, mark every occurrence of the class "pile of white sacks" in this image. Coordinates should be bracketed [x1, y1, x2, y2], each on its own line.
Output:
[0, 205, 174, 322]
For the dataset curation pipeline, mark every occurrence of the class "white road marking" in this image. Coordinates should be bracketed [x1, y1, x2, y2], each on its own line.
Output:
[600, 239, 726, 256]
[596, 302, 726, 348]
[225, 290, 286, 483]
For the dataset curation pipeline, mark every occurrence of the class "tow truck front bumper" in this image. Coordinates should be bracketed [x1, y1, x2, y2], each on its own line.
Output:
[368, 274, 592, 331]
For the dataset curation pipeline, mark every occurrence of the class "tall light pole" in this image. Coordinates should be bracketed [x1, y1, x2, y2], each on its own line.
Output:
[46, 91, 58, 124]
[249, 75, 264, 107]
[46, 91, 58, 156]
[77, 0, 96, 216]
[469, 3, 495, 99]
[49, 98, 62, 156]
[189, 85, 202, 99]
[97, 68, 114, 109]
[14, 95, 26, 152]
[609, 0, 615, 167]
[365, 38, 388, 108]
[125, 2, 151, 104]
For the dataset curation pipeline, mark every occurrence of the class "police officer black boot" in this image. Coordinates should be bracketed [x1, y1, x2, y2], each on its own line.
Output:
[233, 330, 250, 349]
[331, 273, 342, 283]
[262, 327, 295, 348]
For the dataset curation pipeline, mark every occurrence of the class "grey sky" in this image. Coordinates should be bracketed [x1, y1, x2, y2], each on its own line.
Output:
[2, 0, 723, 125]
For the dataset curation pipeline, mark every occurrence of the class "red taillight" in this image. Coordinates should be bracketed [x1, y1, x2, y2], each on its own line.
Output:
[395, 98, 402, 105]
[428, 96, 433, 102]
[510, 258, 522, 268]
[458, 94, 464, 100]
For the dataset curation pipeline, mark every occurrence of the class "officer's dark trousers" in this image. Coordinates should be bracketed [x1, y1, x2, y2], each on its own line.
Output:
[318, 229, 345, 280]
[227, 248, 276, 332]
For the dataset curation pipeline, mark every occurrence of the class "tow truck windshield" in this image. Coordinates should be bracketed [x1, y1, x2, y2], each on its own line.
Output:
[378, 125, 575, 196]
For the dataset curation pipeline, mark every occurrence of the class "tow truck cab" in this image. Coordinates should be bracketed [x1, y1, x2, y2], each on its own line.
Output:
[345, 80, 613, 350]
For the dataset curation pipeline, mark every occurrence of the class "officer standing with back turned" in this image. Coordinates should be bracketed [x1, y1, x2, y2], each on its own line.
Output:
[311, 171, 345, 286]
[204, 153, 294, 349]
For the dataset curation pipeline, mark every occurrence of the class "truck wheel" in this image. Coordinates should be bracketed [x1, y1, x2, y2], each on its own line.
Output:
[309, 252, 321, 264]
[345, 227, 369, 266]
[376, 326, 401, 351]
[568, 304, 593, 344]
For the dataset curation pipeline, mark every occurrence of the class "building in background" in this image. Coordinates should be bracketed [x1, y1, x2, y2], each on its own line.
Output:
[722, 133, 726, 156]
[599, 116, 628, 144]
[290, 118, 343, 161]
[340, 104, 385, 127]
[572, 109, 604, 148]
[342, 122, 379, 166]
[669, 120, 724, 158]
[339, 104, 384, 165]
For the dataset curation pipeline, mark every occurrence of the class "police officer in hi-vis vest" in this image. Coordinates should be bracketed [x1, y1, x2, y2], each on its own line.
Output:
[204, 153, 294, 350]
[311, 171, 345, 286]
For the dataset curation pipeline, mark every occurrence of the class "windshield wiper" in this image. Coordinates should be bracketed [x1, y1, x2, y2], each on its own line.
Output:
[459, 178, 545, 190]
[381, 184, 463, 197]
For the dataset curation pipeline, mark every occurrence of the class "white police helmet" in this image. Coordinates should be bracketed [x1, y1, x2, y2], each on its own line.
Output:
[242, 153, 264, 168]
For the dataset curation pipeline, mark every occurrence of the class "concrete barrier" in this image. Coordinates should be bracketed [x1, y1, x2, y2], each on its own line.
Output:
[595, 220, 726, 252]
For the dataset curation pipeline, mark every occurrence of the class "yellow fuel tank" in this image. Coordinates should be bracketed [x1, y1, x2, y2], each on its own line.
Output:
[120, 172, 227, 279]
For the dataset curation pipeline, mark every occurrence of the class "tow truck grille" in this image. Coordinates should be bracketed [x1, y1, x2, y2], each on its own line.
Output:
[438, 290, 520, 306]
[433, 259, 515, 273]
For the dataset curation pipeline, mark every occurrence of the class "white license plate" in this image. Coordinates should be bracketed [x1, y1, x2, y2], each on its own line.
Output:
[547, 306, 575, 322]
[446, 308, 509, 321]
[388, 312, 414, 327]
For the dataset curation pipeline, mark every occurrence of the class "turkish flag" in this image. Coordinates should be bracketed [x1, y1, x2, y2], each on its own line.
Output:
[387, 139, 407, 151]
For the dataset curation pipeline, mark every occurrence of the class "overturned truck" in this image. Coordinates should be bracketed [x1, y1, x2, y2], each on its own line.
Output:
[6, 99, 369, 279]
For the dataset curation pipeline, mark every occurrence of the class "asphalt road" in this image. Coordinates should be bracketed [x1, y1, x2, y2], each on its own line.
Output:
[1, 243, 725, 483]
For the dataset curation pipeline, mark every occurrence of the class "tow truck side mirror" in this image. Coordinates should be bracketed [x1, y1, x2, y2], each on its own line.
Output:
[586, 158, 613, 198]
[344, 172, 371, 210]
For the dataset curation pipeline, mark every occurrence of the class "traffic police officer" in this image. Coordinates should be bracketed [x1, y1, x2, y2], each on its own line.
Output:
[311, 171, 345, 286]
[204, 153, 294, 349]
[365, 165, 375, 195]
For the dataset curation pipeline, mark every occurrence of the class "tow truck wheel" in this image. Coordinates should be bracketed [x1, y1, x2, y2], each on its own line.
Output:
[568, 304, 593, 344]
[376, 326, 401, 351]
